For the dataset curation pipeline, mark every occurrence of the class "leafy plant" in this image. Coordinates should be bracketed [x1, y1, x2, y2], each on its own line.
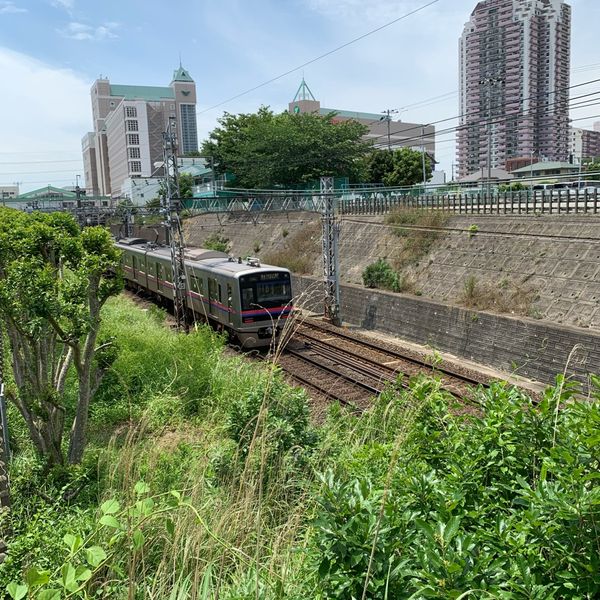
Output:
[203, 233, 229, 253]
[362, 259, 403, 293]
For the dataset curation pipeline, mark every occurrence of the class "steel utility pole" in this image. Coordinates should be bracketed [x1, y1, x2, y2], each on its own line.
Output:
[421, 126, 428, 189]
[162, 117, 189, 333]
[381, 109, 398, 151]
[479, 76, 504, 200]
[320, 177, 341, 327]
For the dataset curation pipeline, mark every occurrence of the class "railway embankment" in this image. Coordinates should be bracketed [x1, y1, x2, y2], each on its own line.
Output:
[184, 211, 600, 330]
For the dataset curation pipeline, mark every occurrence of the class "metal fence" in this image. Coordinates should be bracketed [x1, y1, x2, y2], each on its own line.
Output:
[182, 188, 600, 217]
[13, 188, 600, 220]
[338, 188, 600, 217]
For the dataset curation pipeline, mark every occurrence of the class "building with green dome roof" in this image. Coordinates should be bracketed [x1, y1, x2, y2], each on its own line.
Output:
[82, 65, 198, 199]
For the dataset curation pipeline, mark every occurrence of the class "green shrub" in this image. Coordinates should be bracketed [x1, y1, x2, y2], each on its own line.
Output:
[225, 379, 315, 464]
[362, 259, 402, 292]
[203, 232, 229, 252]
[309, 377, 600, 598]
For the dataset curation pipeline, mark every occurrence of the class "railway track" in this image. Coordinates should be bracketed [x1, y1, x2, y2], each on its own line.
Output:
[276, 317, 488, 407]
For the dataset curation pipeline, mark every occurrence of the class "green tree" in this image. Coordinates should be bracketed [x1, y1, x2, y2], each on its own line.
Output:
[365, 148, 433, 187]
[584, 159, 600, 180]
[178, 172, 194, 199]
[201, 106, 369, 188]
[0, 208, 122, 465]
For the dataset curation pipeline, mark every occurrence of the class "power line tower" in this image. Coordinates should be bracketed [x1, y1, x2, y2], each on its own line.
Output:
[162, 117, 189, 333]
[320, 177, 341, 326]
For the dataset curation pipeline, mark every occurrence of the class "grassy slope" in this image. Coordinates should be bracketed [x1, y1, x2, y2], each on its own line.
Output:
[3, 295, 600, 599]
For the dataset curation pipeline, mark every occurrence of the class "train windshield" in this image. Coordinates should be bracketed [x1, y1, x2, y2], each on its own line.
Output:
[240, 272, 292, 310]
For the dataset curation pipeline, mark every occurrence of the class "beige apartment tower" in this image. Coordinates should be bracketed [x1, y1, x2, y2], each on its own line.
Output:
[458, 0, 571, 178]
[82, 66, 198, 197]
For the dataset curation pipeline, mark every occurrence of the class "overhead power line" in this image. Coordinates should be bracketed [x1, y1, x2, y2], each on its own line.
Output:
[0, 159, 83, 165]
[370, 78, 600, 145]
[198, 0, 440, 115]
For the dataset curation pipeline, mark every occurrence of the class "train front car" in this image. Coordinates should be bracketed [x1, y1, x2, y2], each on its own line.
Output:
[236, 266, 293, 348]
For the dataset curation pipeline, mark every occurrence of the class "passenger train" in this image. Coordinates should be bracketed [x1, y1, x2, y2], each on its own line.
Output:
[116, 238, 293, 348]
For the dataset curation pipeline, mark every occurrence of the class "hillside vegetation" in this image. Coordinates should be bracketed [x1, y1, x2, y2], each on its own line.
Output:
[3, 295, 600, 599]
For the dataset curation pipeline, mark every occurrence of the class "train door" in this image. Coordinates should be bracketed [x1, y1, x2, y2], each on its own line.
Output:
[132, 255, 137, 280]
[227, 283, 233, 325]
[208, 277, 218, 317]
[156, 262, 162, 293]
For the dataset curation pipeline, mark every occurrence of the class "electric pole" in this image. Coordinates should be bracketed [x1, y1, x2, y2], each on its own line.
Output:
[162, 117, 189, 333]
[421, 126, 428, 189]
[479, 76, 503, 201]
[320, 177, 341, 327]
[75, 174, 82, 209]
[381, 109, 398, 151]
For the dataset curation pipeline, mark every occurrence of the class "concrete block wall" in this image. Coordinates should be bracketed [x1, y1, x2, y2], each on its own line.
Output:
[293, 275, 600, 389]
[399, 215, 600, 329]
[183, 212, 320, 261]
[182, 212, 600, 330]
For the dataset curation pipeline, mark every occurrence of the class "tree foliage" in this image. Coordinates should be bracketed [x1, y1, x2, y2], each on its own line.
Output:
[0, 208, 122, 466]
[365, 148, 433, 187]
[178, 172, 194, 199]
[201, 106, 369, 188]
[584, 159, 600, 180]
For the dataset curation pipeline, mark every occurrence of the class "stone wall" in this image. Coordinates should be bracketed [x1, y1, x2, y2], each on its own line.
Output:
[183, 212, 600, 330]
[293, 275, 600, 389]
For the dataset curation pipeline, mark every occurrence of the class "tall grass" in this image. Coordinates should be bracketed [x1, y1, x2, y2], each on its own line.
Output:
[5, 294, 600, 599]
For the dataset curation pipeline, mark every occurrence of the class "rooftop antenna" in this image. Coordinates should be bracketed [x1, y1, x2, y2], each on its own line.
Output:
[292, 77, 316, 102]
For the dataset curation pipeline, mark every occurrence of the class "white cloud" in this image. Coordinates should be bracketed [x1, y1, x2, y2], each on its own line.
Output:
[52, 0, 74, 10]
[59, 21, 118, 41]
[0, 47, 89, 192]
[0, 1, 27, 14]
[305, 0, 427, 24]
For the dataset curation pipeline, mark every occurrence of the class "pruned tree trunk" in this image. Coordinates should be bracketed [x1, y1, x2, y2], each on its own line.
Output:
[0, 325, 11, 564]
[68, 277, 102, 465]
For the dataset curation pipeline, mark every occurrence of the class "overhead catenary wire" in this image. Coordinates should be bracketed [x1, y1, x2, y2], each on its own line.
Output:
[370, 91, 600, 149]
[369, 77, 600, 145]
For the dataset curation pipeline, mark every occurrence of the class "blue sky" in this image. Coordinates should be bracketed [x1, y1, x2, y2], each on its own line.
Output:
[1, 0, 599, 192]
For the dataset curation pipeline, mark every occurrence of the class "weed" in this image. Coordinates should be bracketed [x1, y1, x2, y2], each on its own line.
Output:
[462, 275, 478, 306]
[203, 232, 230, 253]
[253, 240, 262, 254]
[385, 208, 449, 269]
[263, 221, 321, 274]
[468, 223, 479, 237]
[282, 228, 289, 238]
[460, 275, 538, 316]
[362, 259, 403, 293]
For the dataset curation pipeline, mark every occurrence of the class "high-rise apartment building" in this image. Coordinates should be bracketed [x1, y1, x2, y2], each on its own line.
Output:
[82, 66, 198, 197]
[457, 0, 571, 178]
[569, 127, 600, 163]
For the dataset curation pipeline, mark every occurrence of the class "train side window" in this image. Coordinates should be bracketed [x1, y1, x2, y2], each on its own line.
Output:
[191, 275, 203, 295]
[208, 278, 216, 297]
[227, 284, 233, 310]
[218, 284, 222, 303]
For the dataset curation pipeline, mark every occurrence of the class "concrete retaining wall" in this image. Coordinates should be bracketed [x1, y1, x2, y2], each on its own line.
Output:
[293, 275, 600, 388]
[183, 212, 600, 330]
